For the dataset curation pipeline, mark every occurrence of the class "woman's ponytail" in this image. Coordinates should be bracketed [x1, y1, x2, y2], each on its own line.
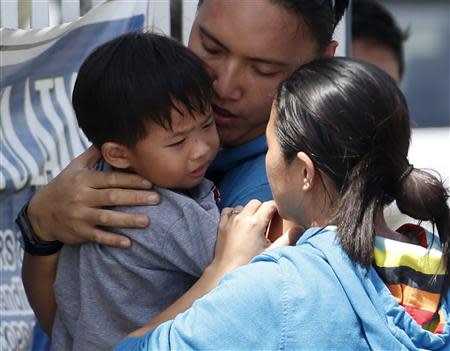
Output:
[395, 166, 450, 291]
[333, 162, 379, 267]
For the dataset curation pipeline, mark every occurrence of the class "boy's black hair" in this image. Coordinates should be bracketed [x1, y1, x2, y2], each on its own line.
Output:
[72, 32, 213, 149]
[352, 0, 408, 78]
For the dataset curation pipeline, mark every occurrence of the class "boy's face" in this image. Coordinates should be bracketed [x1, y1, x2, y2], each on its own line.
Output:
[127, 105, 219, 189]
[188, 0, 330, 147]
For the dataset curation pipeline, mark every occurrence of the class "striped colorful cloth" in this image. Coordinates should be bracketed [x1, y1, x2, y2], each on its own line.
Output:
[374, 224, 447, 334]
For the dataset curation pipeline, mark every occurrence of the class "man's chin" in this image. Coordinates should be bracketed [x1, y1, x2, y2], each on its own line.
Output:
[218, 126, 263, 148]
[217, 128, 241, 148]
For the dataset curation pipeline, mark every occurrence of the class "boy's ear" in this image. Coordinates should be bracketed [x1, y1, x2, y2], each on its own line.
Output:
[101, 142, 132, 169]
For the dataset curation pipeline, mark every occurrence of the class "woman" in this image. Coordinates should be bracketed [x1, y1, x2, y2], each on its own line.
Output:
[116, 58, 450, 350]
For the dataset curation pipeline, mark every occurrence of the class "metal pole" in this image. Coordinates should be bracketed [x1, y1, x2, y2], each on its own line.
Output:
[18, 0, 31, 29]
[346, 0, 352, 57]
[170, 0, 182, 41]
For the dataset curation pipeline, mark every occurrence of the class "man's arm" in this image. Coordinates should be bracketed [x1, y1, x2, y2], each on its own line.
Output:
[22, 253, 59, 336]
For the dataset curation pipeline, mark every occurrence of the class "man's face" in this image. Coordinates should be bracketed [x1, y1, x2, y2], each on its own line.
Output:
[352, 39, 401, 83]
[188, 0, 321, 147]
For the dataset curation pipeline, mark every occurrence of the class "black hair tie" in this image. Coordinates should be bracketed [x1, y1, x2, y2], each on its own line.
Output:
[399, 164, 414, 184]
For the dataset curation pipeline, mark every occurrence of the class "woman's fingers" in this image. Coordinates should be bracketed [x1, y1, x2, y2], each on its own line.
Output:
[239, 199, 262, 215]
[213, 201, 279, 272]
[253, 201, 277, 227]
[269, 226, 304, 249]
[219, 208, 232, 229]
[231, 205, 244, 214]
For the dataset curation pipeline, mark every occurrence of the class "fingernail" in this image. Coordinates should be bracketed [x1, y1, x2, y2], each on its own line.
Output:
[120, 239, 131, 247]
[136, 217, 148, 227]
[148, 194, 159, 203]
[142, 180, 152, 187]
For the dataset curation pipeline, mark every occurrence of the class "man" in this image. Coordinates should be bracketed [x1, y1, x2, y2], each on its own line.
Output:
[351, 0, 408, 83]
[20, 0, 348, 247]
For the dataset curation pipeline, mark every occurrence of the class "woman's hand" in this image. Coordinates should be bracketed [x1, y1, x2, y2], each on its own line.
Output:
[27, 146, 160, 248]
[211, 200, 303, 273]
[127, 200, 303, 337]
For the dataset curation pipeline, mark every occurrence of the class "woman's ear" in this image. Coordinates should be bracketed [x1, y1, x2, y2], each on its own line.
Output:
[101, 142, 132, 169]
[296, 151, 315, 191]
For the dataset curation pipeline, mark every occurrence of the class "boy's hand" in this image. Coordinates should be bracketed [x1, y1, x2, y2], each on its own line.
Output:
[28, 146, 160, 248]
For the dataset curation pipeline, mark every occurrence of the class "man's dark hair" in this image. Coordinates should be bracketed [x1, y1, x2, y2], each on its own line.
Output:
[198, 0, 349, 53]
[352, 0, 408, 78]
[72, 32, 212, 149]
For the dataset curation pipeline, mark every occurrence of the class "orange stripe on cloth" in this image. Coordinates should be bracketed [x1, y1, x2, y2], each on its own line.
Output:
[387, 284, 441, 312]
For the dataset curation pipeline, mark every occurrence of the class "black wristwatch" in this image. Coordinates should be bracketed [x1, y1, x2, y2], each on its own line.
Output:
[16, 200, 63, 256]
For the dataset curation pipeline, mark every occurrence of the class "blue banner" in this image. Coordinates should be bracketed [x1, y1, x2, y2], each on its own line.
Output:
[1, 2, 146, 349]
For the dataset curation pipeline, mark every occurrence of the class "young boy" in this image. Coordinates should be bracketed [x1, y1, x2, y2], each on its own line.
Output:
[51, 32, 220, 351]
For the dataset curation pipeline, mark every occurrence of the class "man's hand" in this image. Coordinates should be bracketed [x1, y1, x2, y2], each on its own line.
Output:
[28, 146, 160, 248]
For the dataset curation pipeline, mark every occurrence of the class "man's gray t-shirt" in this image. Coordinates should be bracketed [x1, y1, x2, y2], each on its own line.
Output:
[51, 164, 220, 351]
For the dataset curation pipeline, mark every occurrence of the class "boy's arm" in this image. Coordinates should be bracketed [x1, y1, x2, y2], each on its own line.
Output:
[22, 252, 59, 336]
[116, 255, 290, 351]
[130, 261, 231, 335]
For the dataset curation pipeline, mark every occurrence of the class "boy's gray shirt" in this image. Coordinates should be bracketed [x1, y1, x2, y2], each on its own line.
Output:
[51, 163, 220, 351]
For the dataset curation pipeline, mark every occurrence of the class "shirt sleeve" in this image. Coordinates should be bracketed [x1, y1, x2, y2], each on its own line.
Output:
[110, 189, 219, 279]
[158, 200, 219, 277]
[113, 259, 286, 351]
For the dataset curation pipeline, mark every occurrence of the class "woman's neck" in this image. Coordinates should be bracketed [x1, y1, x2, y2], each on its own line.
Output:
[309, 209, 412, 244]
[374, 211, 412, 243]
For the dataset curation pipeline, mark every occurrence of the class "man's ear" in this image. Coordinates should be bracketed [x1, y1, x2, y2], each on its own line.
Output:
[101, 142, 132, 169]
[322, 40, 338, 57]
[296, 151, 315, 191]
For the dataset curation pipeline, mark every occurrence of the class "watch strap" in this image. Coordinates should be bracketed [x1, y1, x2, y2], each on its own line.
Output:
[15, 201, 63, 256]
